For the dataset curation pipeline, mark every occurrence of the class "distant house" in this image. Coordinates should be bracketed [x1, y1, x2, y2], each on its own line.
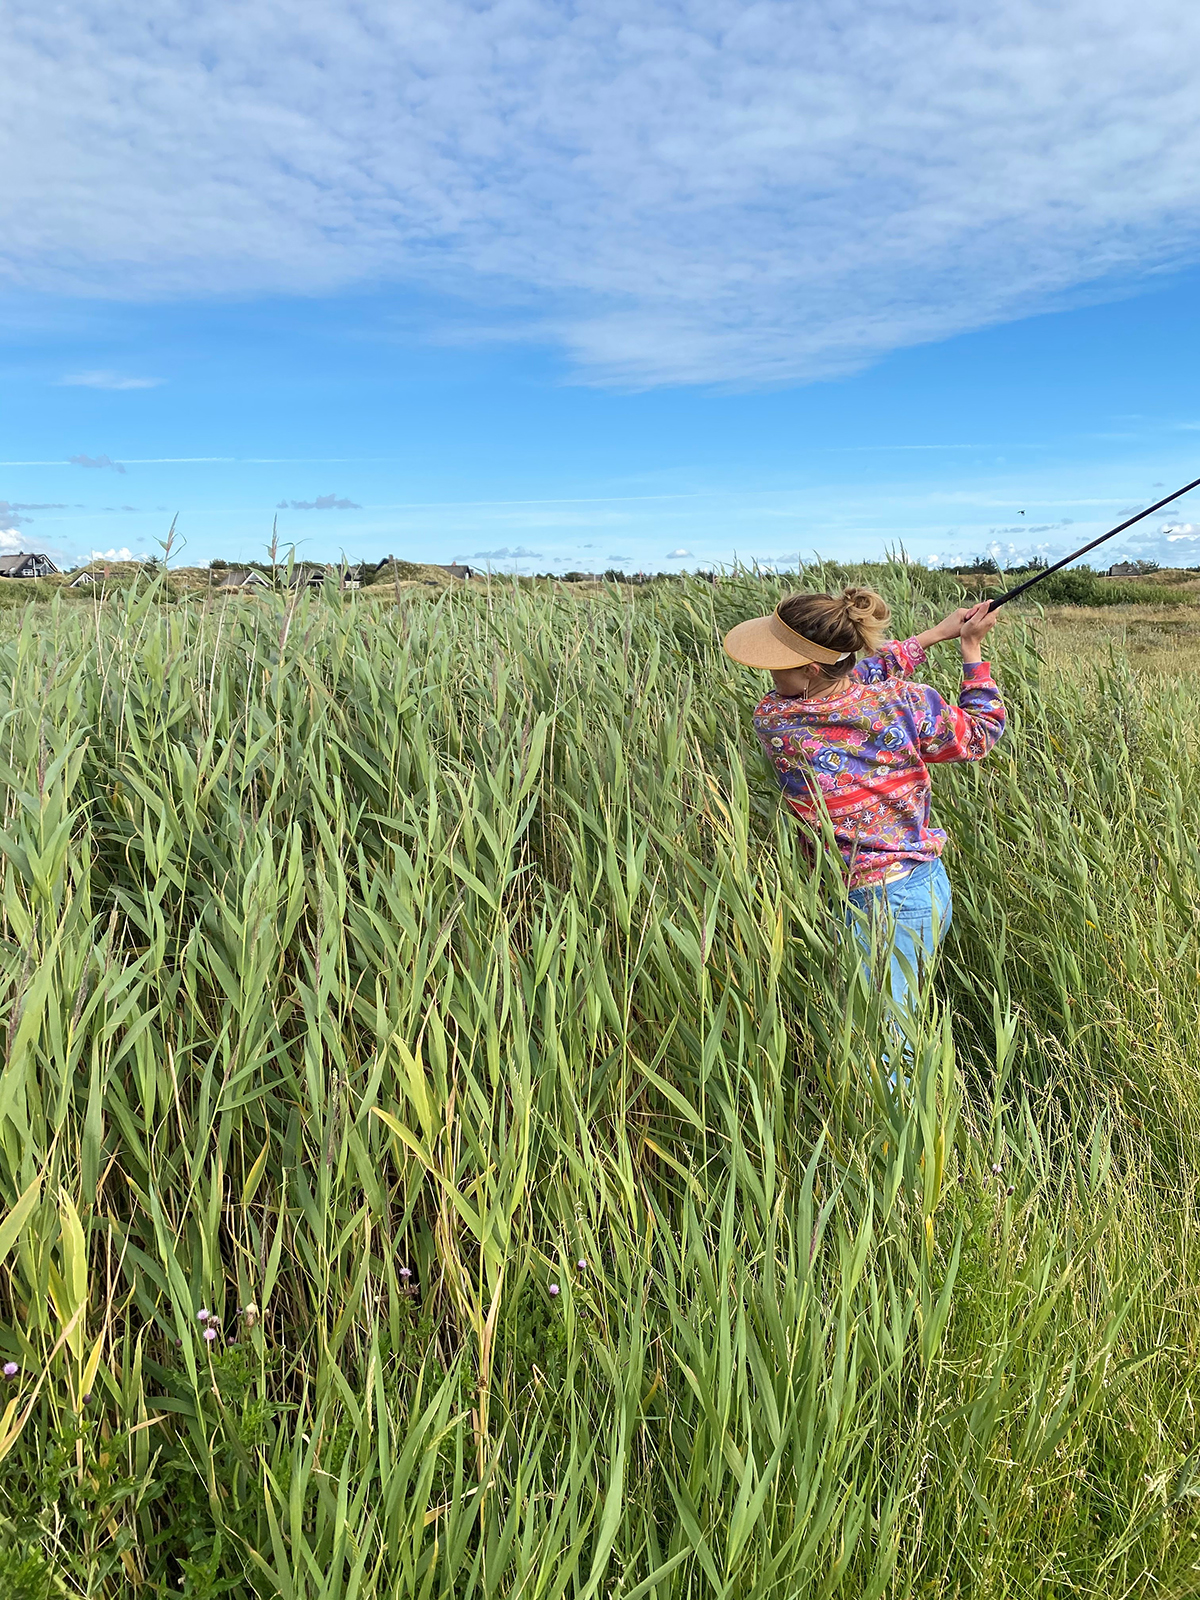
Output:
[69, 562, 158, 589]
[288, 565, 328, 589]
[439, 563, 474, 580]
[0, 553, 59, 579]
[216, 568, 271, 590]
[1107, 562, 1140, 578]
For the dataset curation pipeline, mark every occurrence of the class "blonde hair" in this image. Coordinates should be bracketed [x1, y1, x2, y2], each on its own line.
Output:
[777, 586, 890, 690]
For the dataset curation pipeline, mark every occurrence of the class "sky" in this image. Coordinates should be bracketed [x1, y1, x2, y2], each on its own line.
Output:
[4, 0, 1200, 575]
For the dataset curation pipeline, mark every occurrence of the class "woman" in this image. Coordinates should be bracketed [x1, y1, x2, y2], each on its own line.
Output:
[724, 586, 1005, 1014]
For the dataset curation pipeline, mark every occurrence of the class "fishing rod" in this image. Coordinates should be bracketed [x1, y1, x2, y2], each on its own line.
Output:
[987, 474, 1200, 610]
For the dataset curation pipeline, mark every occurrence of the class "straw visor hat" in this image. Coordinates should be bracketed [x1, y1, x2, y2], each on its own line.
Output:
[723, 605, 853, 671]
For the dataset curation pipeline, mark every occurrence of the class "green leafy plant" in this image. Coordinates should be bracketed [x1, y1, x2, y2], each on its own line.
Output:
[0, 567, 1196, 1595]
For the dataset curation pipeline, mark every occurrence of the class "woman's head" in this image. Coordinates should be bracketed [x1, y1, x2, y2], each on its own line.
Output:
[723, 585, 890, 697]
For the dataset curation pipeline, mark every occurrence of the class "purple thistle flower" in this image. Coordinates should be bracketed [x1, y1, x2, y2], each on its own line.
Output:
[2, 1362, 18, 1379]
[197, 1308, 211, 1323]
[548, 1284, 560, 1298]
[991, 1162, 1002, 1175]
[1006, 1183, 1015, 1196]
[576, 1259, 588, 1271]
[399, 1267, 412, 1280]
[203, 1326, 217, 1343]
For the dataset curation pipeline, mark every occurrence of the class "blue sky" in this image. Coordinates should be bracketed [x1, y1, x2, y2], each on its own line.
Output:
[5, 1, 1200, 574]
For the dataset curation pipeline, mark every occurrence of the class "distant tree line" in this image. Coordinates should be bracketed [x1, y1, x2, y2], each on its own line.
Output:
[941, 556, 1175, 577]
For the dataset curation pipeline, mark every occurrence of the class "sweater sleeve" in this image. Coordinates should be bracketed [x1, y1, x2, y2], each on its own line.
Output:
[853, 637, 927, 684]
[912, 661, 1006, 764]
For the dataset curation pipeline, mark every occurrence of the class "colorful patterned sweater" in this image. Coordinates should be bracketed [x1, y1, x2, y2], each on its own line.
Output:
[753, 638, 1006, 888]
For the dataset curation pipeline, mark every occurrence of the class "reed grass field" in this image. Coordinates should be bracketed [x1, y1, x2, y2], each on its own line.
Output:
[2, 567, 1200, 1597]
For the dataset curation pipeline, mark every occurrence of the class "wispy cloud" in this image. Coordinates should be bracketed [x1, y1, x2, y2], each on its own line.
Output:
[90, 547, 136, 561]
[277, 495, 361, 511]
[0, 529, 25, 554]
[60, 371, 163, 390]
[473, 546, 542, 559]
[69, 453, 125, 473]
[0, 500, 67, 527]
[8, 4, 1200, 386]
[986, 521, 1074, 538]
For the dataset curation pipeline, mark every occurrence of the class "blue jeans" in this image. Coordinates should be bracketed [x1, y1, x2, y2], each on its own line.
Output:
[846, 858, 952, 1015]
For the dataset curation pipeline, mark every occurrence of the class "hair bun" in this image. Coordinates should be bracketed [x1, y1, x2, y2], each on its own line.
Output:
[839, 586, 890, 651]
[841, 586, 888, 621]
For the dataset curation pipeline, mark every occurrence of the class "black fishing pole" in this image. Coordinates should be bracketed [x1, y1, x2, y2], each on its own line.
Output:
[987, 474, 1200, 610]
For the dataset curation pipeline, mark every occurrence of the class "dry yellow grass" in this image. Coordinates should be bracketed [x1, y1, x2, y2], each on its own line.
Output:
[1029, 603, 1200, 675]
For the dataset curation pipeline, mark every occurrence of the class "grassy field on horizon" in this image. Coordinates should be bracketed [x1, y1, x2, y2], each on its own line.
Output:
[1, 570, 1199, 1597]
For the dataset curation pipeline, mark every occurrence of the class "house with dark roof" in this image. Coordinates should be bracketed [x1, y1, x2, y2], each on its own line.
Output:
[0, 553, 59, 578]
[1107, 562, 1141, 578]
[287, 565, 328, 589]
[216, 568, 271, 590]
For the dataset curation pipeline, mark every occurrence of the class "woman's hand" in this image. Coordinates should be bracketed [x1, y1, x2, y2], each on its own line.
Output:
[914, 607, 974, 649]
[959, 600, 999, 663]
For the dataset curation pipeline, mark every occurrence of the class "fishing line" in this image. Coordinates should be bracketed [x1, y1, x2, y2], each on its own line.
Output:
[987, 474, 1200, 610]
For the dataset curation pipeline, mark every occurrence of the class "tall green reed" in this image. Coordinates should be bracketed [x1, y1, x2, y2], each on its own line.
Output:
[0, 571, 1195, 1596]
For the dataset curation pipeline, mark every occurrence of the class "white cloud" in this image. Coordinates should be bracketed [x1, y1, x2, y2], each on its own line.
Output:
[667, 548, 692, 559]
[1107, 518, 1200, 565]
[0, 528, 24, 554]
[60, 370, 162, 389]
[90, 547, 135, 560]
[6, 3, 1200, 386]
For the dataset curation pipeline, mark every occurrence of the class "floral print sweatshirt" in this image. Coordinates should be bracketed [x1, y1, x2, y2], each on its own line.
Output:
[753, 637, 1006, 888]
